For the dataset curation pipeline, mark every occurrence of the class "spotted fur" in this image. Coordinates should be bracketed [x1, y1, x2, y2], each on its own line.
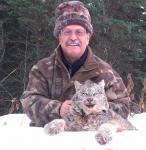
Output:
[44, 80, 135, 144]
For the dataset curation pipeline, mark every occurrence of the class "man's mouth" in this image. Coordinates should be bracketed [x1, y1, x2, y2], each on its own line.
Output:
[66, 40, 80, 46]
[67, 44, 80, 46]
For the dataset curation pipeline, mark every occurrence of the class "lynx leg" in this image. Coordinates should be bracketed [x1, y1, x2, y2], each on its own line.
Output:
[95, 128, 112, 145]
[95, 123, 116, 145]
[95, 119, 134, 145]
[44, 119, 66, 135]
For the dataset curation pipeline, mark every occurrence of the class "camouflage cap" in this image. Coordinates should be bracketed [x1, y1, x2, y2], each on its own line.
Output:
[53, 1, 93, 38]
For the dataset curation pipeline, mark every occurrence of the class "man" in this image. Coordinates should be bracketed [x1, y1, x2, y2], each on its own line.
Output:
[21, 1, 130, 127]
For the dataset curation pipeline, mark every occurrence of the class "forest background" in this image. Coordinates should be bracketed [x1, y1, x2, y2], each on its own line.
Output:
[0, 0, 146, 114]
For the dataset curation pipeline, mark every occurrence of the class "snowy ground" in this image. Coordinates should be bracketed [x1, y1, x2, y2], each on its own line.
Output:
[0, 113, 146, 150]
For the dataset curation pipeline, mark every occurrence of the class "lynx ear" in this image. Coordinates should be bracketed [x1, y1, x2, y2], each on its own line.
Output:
[98, 79, 105, 88]
[74, 81, 82, 91]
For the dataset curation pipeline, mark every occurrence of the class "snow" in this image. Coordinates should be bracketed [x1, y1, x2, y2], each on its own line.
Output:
[0, 113, 146, 150]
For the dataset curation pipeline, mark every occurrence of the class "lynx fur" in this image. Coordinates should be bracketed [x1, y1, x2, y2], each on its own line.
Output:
[44, 80, 135, 145]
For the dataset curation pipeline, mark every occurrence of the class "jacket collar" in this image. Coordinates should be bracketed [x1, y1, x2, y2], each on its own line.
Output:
[55, 45, 99, 72]
[60, 47, 88, 77]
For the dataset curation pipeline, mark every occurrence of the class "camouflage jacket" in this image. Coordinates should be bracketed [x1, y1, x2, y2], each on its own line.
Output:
[21, 46, 130, 126]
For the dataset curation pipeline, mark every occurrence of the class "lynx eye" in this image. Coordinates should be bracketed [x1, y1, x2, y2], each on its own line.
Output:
[82, 92, 88, 96]
[97, 91, 103, 94]
[92, 92, 97, 96]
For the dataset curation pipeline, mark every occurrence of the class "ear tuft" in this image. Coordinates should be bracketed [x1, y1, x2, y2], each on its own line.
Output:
[74, 81, 82, 91]
[98, 79, 105, 88]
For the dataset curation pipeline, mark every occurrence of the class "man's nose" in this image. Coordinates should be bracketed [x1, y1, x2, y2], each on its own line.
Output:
[70, 32, 77, 40]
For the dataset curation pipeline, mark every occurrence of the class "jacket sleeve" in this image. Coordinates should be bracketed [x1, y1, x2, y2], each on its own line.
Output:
[105, 70, 131, 119]
[21, 65, 62, 127]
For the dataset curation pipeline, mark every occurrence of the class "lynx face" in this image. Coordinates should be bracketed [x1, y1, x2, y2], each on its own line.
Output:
[72, 80, 109, 115]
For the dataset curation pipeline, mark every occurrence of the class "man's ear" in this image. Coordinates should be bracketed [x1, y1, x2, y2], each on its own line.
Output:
[86, 33, 92, 46]
[58, 34, 61, 44]
[87, 33, 92, 40]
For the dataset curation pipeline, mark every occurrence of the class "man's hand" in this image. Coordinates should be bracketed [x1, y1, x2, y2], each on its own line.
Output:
[60, 100, 72, 117]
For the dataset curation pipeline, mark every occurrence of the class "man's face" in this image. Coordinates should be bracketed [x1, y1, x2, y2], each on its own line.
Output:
[58, 25, 91, 63]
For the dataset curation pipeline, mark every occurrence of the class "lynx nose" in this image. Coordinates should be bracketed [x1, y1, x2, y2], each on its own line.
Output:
[87, 98, 93, 103]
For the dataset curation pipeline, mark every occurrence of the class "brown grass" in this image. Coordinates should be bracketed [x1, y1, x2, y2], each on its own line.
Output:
[127, 73, 146, 113]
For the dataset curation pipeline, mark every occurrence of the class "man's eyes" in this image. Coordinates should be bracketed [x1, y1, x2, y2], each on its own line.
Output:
[62, 29, 86, 36]
[63, 30, 72, 35]
[76, 30, 85, 36]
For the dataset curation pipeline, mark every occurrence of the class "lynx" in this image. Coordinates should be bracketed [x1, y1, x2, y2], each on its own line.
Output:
[44, 80, 135, 145]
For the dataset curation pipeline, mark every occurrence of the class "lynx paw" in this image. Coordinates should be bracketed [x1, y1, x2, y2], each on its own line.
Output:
[95, 129, 112, 145]
[44, 119, 65, 135]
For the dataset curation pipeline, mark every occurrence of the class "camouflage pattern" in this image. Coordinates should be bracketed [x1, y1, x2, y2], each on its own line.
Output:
[53, 1, 93, 38]
[21, 46, 131, 127]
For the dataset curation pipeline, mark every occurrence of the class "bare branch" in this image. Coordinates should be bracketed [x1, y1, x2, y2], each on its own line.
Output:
[0, 69, 17, 86]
